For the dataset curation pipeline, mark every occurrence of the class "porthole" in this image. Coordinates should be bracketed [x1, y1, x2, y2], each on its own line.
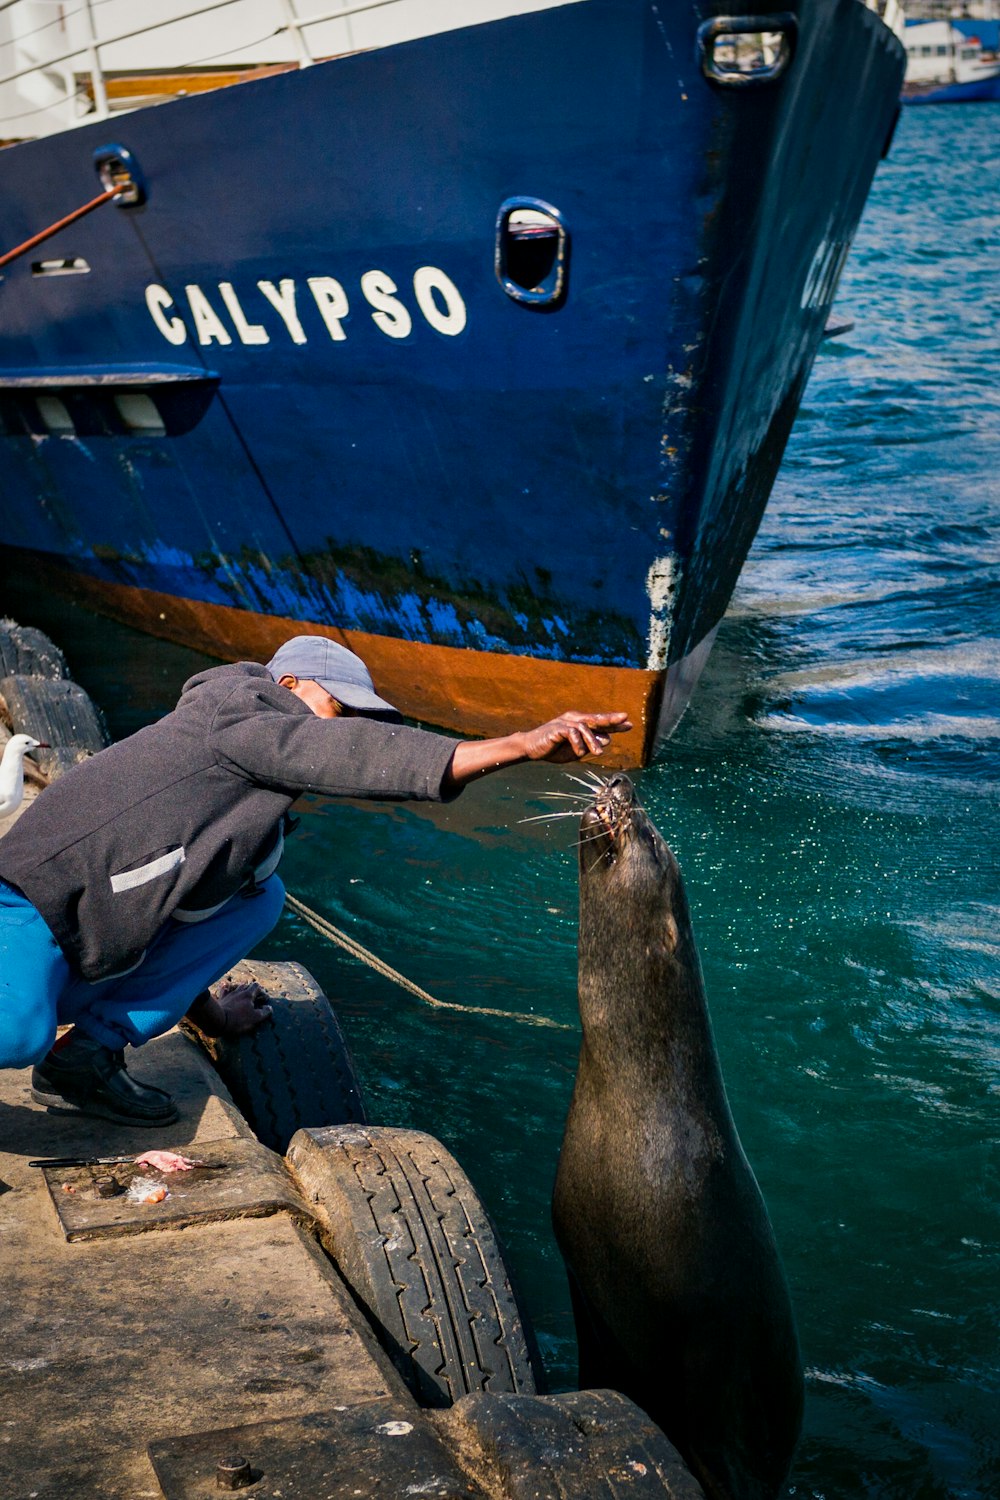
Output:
[697, 15, 797, 87]
[496, 198, 569, 309]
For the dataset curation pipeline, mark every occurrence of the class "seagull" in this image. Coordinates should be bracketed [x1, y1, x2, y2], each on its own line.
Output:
[0, 734, 48, 819]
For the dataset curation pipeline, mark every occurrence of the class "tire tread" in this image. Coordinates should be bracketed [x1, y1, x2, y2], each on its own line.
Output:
[291, 1124, 542, 1407]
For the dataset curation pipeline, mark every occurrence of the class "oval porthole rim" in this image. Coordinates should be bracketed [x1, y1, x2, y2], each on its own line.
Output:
[696, 14, 799, 89]
[495, 195, 570, 310]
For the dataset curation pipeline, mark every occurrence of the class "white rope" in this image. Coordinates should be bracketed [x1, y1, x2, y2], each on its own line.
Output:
[284, 891, 573, 1032]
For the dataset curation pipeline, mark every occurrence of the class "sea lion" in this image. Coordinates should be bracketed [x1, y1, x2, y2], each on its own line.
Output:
[552, 774, 803, 1500]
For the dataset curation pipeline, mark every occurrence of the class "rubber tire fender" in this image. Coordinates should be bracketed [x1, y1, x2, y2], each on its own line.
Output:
[442, 1389, 705, 1499]
[204, 959, 368, 1152]
[0, 621, 68, 680]
[288, 1123, 545, 1408]
[0, 672, 108, 779]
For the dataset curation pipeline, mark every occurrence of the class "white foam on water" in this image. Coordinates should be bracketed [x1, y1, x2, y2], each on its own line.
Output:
[900, 905, 1000, 963]
[759, 639, 1000, 694]
[728, 566, 995, 618]
[756, 712, 1000, 741]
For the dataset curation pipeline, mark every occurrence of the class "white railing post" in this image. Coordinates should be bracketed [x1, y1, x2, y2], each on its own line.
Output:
[279, 0, 315, 67]
[883, 0, 904, 41]
[82, 0, 110, 119]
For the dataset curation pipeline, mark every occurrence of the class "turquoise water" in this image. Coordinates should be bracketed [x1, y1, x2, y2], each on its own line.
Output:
[3, 105, 997, 1499]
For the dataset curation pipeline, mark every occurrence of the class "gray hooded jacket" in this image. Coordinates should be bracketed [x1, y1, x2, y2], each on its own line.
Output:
[0, 662, 458, 982]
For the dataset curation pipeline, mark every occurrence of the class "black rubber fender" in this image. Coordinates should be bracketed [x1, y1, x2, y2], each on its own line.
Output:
[287, 1123, 545, 1408]
[0, 671, 108, 779]
[0, 620, 68, 680]
[196, 959, 368, 1152]
[441, 1388, 705, 1498]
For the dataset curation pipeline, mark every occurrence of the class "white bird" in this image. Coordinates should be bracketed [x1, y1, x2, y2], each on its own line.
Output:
[0, 734, 47, 819]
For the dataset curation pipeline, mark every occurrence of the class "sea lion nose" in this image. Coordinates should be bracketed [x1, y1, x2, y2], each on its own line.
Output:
[607, 774, 634, 805]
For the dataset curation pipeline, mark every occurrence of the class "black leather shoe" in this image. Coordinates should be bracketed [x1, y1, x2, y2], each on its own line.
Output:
[31, 1031, 179, 1126]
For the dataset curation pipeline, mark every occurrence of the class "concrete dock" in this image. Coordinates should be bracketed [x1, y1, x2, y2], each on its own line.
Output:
[0, 1032, 401, 1497]
[0, 1018, 703, 1499]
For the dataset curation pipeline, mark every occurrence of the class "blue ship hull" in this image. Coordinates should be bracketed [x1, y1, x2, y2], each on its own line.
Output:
[0, 0, 904, 762]
[903, 71, 1000, 104]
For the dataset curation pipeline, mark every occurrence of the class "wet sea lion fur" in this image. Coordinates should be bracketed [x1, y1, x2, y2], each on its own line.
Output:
[552, 774, 803, 1500]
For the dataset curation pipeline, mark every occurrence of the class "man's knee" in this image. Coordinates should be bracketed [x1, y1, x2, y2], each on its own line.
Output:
[0, 1008, 57, 1070]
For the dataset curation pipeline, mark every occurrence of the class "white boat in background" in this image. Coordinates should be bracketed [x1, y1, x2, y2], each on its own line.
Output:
[902, 17, 1000, 103]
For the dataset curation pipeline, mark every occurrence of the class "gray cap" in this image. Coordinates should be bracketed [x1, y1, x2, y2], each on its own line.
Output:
[266, 635, 398, 715]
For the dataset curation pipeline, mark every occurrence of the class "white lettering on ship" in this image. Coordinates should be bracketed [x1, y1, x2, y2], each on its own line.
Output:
[145, 285, 187, 345]
[360, 270, 412, 339]
[219, 282, 269, 345]
[413, 265, 467, 336]
[308, 276, 350, 341]
[145, 269, 467, 349]
[186, 284, 232, 346]
[258, 279, 308, 344]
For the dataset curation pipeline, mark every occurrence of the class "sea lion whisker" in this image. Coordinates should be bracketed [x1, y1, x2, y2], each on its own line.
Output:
[563, 773, 605, 793]
[532, 790, 593, 802]
[570, 829, 612, 850]
[519, 810, 582, 824]
[577, 844, 613, 874]
[582, 767, 610, 789]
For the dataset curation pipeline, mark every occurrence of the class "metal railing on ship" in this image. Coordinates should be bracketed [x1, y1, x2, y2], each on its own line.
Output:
[0, 0, 424, 132]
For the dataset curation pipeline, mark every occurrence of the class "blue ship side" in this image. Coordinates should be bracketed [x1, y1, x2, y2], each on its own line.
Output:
[0, 0, 905, 763]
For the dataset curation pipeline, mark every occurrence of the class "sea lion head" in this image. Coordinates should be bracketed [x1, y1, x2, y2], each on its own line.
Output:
[577, 774, 693, 1002]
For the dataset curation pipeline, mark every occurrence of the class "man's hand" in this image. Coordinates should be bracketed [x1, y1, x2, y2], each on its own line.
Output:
[445, 710, 633, 789]
[216, 980, 273, 1036]
[185, 980, 273, 1039]
[519, 711, 633, 763]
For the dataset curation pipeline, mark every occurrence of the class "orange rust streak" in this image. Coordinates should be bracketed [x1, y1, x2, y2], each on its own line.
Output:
[22, 558, 662, 769]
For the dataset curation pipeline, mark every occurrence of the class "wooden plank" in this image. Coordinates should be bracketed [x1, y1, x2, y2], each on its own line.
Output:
[42, 1134, 309, 1241]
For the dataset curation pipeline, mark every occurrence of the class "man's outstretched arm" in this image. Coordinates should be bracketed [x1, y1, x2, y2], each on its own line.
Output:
[444, 711, 633, 791]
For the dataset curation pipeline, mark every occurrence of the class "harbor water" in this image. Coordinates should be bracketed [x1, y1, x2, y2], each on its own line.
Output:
[2, 105, 996, 1497]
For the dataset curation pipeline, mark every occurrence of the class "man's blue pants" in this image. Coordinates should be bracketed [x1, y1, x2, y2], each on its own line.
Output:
[0, 877, 285, 1068]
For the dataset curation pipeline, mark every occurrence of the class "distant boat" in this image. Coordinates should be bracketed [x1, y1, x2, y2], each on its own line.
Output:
[0, 1, 905, 765]
[902, 18, 1000, 104]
